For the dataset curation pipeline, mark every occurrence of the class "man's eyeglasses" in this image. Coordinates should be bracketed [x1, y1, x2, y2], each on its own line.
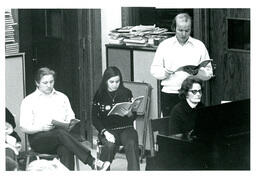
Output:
[189, 89, 202, 95]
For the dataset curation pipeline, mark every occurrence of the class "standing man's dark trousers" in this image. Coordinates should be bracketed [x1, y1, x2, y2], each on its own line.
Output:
[28, 128, 95, 170]
[161, 92, 181, 117]
[99, 127, 140, 170]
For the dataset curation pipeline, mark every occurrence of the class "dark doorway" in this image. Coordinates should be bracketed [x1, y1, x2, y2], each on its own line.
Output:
[18, 9, 102, 143]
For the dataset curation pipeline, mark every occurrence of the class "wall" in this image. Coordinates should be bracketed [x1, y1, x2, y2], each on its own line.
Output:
[209, 9, 250, 104]
[5, 53, 26, 151]
[101, 8, 122, 73]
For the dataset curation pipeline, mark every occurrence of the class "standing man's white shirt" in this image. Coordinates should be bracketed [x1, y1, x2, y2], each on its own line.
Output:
[20, 88, 75, 133]
[150, 36, 213, 93]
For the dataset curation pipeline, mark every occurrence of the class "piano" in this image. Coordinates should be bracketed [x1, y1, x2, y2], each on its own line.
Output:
[146, 99, 250, 170]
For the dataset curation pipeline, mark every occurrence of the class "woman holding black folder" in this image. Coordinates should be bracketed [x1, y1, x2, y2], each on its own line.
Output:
[92, 66, 140, 170]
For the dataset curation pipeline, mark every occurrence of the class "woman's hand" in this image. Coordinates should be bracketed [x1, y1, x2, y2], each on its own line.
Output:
[187, 129, 196, 141]
[119, 108, 133, 117]
[104, 131, 115, 143]
[126, 109, 133, 117]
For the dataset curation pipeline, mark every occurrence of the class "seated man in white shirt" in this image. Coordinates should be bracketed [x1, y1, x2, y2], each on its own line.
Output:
[20, 67, 110, 171]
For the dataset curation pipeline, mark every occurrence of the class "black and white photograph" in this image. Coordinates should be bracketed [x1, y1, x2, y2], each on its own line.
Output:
[1, 0, 255, 177]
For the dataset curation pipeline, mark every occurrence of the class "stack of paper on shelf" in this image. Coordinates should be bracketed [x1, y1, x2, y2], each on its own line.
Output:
[123, 37, 148, 47]
[108, 24, 174, 47]
[5, 9, 19, 56]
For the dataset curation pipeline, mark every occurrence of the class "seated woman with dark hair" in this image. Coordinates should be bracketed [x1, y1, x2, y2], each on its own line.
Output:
[92, 66, 140, 170]
[168, 76, 204, 139]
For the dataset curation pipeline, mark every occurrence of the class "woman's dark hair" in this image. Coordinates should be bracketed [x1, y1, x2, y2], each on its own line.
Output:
[94, 66, 124, 101]
[34, 67, 56, 84]
[178, 76, 202, 99]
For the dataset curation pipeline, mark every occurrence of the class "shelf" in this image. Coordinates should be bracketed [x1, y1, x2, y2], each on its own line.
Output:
[106, 44, 157, 52]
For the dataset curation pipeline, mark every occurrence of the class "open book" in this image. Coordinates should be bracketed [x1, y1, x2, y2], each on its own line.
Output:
[51, 118, 80, 131]
[174, 59, 212, 75]
[107, 96, 144, 117]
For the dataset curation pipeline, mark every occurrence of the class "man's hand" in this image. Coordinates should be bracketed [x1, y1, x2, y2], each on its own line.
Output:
[42, 124, 55, 131]
[104, 131, 115, 143]
[164, 68, 175, 75]
[195, 67, 213, 81]
[69, 119, 76, 130]
[15, 142, 22, 152]
[5, 122, 13, 135]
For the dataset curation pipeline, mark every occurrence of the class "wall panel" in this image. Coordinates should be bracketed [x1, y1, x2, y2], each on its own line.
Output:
[5, 53, 26, 151]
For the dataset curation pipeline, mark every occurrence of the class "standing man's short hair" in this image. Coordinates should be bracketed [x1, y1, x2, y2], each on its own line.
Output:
[171, 13, 192, 31]
[34, 67, 56, 84]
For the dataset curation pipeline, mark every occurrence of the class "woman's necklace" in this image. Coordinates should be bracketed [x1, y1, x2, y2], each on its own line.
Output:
[108, 91, 117, 102]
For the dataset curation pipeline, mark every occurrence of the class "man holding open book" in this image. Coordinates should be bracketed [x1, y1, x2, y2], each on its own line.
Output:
[20, 67, 110, 171]
[150, 13, 214, 117]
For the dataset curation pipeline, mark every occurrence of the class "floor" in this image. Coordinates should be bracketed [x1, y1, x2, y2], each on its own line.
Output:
[18, 133, 146, 171]
[76, 137, 146, 171]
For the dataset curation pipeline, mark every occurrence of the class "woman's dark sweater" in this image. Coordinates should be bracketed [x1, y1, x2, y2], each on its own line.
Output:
[168, 99, 204, 135]
[92, 87, 136, 133]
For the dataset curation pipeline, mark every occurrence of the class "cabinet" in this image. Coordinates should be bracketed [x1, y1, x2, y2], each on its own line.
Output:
[106, 45, 160, 150]
[133, 50, 161, 119]
[106, 45, 160, 119]
[107, 48, 132, 81]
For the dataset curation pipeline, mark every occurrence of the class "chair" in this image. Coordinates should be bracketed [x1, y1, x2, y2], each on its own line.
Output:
[24, 134, 80, 170]
[148, 117, 169, 156]
[6, 147, 19, 171]
[96, 81, 152, 164]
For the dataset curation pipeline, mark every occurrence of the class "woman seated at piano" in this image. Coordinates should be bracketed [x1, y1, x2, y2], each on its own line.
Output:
[168, 76, 204, 140]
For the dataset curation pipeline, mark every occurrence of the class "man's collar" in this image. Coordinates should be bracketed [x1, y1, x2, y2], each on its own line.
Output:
[35, 88, 57, 96]
[186, 36, 193, 44]
[173, 36, 194, 46]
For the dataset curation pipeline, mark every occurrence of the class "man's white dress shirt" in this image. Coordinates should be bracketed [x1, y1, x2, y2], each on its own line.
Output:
[20, 89, 75, 133]
[150, 36, 213, 93]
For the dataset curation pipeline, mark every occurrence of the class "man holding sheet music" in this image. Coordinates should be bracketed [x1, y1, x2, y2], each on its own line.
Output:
[150, 13, 213, 117]
[20, 67, 110, 171]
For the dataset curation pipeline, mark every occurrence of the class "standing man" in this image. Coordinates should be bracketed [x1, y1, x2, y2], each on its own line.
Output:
[20, 67, 110, 171]
[150, 13, 213, 117]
